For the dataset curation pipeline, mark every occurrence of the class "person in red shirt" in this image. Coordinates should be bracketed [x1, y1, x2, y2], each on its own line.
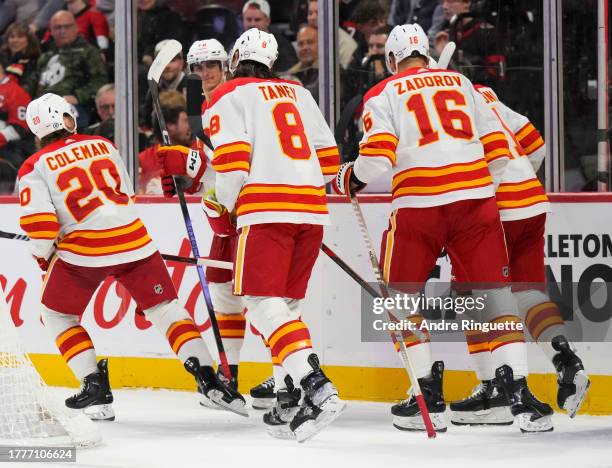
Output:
[0, 61, 33, 193]
[138, 90, 197, 194]
[41, 0, 110, 50]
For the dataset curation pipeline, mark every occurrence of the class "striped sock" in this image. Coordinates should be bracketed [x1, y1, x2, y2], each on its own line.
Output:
[216, 312, 246, 365]
[55, 325, 97, 380]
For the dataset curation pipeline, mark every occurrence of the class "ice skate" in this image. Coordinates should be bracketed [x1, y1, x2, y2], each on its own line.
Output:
[264, 376, 301, 440]
[200, 364, 239, 410]
[65, 359, 115, 421]
[392, 361, 447, 432]
[184, 357, 248, 417]
[450, 379, 513, 426]
[250, 376, 276, 410]
[289, 355, 346, 442]
[552, 335, 590, 418]
[495, 365, 554, 433]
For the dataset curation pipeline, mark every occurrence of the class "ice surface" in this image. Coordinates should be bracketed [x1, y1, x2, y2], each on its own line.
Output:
[24, 388, 612, 468]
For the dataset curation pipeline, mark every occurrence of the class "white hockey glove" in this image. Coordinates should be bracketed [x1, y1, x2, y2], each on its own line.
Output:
[334, 162, 367, 200]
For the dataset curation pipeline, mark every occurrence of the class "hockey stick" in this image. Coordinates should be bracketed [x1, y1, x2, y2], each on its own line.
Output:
[349, 196, 437, 438]
[148, 39, 233, 380]
[437, 41, 456, 69]
[319, 243, 380, 299]
[0, 229, 233, 269]
[185, 73, 211, 144]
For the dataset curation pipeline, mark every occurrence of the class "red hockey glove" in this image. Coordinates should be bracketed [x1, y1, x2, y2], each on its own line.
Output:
[334, 162, 367, 200]
[202, 189, 236, 237]
[157, 145, 206, 196]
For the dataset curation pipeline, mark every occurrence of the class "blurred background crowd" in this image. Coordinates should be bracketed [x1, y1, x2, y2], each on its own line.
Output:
[0, 0, 608, 194]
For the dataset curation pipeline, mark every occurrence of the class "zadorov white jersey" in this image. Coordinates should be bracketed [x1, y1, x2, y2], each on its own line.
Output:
[353, 67, 512, 209]
[202, 77, 340, 228]
[475, 84, 549, 221]
[18, 134, 157, 267]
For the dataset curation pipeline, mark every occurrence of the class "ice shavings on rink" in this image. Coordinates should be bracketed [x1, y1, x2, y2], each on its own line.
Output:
[26, 387, 612, 468]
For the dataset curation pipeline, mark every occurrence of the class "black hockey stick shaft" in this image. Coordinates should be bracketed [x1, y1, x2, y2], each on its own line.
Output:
[320, 243, 380, 298]
[148, 78, 232, 380]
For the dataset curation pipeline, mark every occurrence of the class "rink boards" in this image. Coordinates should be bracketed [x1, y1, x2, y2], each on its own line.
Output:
[1, 194, 611, 414]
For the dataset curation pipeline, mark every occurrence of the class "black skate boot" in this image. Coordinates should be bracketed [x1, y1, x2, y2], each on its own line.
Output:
[200, 364, 239, 410]
[391, 361, 446, 432]
[289, 354, 346, 443]
[552, 335, 590, 418]
[495, 365, 554, 433]
[184, 357, 248, 417]
[250, 375, 276, 410]
[264, 375, 301, 440]
[65, 359, 115, 421]
[450, 379, 513, 426]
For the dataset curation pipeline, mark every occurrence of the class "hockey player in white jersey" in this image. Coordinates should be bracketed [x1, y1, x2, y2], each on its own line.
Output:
[177, 28, 344, 441]
[18, 93, 246, 421]
[335, 24, 554, 433]
[449, 85, 590, 425]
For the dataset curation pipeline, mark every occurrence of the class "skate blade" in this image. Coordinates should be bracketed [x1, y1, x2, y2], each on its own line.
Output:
[517, 414, 553, 433]
[266, 424, 296, 440]
[295, 396, 346, 443]
[450, 407, 513, 426]
[251, 397, 276, 410]
[392, 412, 447, 432]
[199, 395, 223, 410]
[208, 390, 249, 417]
[564, 371, 591, 418]
[83, 403, 115, 421]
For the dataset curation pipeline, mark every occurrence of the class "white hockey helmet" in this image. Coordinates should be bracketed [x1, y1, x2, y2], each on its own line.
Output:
[187, 39, 228, 71]
[385, 23, 429, 75]
[228, 28, 278, 74]
[26, 93, 77, 139]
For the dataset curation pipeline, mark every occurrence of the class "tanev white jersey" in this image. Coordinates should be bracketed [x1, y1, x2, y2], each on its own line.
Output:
[202, 77, 340, 228]
[17, 134, 157, 267]
[353, 67, 512, 209]
[475, 85, 549, 221]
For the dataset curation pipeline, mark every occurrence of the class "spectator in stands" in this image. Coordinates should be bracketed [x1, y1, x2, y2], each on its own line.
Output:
[307, 0, 357, 69]
[0, 61, 33, 194]
[34, 10, 108, 128]
[350, 0, 387, 61]
[242, 0, 298, 72]
[285, 24, 319, 101]
[65, 0, 110, 50]
[0, 22, 41, 96]
[388, 0, 440, 32]
[139, 90, 191, 194]
[84, 83, 115, 141]
[428, 0, 467, 45]
[433, 0, 504, 86]
[137, 0, 188, 67]
[141, 40, 186, 128]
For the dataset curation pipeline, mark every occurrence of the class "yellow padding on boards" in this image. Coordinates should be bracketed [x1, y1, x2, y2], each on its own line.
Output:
[29, 354, 612, 415]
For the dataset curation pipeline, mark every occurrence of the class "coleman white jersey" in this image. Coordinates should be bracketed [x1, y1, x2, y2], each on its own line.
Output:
[353, 67, 512, 209]
[17, 134, 157, 267]
[475, 85, 549, 221]
[202, 77, 340, 228]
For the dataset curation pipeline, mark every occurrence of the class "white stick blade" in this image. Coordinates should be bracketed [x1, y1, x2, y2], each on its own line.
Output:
[147, 39, 183, 83]
[438, 41, 456, 69]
